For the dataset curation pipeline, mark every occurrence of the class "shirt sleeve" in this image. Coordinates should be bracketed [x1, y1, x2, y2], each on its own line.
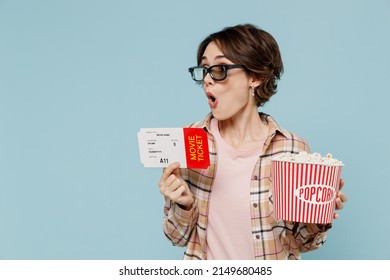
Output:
[293, 222, 332, 253]
[162, 197, 199, 247]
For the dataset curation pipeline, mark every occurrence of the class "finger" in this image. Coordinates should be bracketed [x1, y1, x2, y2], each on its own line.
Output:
[335, 197, 344, 210]
[337, 191, 348, 203]
[339, 178, 344, 190]
[159, 174, 180, 194]
[172, 163, 183, 179]
[169, 185, 187, 201]
[169, 178, 183, 193]
[333, 213, 340, 219]
[159, 162, 180, 186]
[170, 185, 193, 209]
[164, 174, 179, 188]
[161, 177, 184, 198]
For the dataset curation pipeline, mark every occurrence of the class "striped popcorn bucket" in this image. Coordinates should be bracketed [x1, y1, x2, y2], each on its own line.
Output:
[271, 160, 343, 224]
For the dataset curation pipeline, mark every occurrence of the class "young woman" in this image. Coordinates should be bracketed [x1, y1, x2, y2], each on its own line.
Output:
[158, 24, 347, 260]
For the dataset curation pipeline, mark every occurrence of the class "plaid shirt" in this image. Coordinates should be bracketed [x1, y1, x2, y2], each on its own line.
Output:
[162, 113, 331, 260]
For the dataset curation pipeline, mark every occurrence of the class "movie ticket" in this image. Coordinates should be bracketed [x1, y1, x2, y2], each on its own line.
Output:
[137, 128, 210, 168]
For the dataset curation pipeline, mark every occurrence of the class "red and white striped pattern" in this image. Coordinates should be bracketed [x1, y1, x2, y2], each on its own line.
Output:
[271, 160, 343, 224]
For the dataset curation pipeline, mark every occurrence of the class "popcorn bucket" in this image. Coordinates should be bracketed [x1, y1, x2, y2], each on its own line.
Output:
[271, 160, 343, 224]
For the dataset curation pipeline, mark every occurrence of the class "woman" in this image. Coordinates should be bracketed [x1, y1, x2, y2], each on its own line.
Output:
[158, 24, 347, 260]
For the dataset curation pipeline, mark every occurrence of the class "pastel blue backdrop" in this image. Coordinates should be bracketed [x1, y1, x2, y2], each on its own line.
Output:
[1, 0, 389, 260]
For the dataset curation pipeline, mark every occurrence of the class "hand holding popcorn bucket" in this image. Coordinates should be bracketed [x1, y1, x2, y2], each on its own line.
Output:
[271, 152, 344, 224]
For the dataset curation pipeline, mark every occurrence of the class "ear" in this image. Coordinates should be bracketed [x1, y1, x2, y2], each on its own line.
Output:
[249, 76, 262, 88]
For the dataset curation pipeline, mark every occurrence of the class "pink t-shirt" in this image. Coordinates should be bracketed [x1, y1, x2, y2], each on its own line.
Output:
[206, 118, 262, 260]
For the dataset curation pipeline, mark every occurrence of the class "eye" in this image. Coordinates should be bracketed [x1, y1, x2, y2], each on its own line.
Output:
[214, 65, 225, 73]
[210, 65, 226, 79]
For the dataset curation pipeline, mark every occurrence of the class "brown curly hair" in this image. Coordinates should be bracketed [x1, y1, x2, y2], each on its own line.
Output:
[196, 24, 284, 107]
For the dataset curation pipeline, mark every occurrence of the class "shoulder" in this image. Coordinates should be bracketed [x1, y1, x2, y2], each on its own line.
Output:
[264, 114, 310, 154]
[271, 128, 310, 154]
[185, 113, 212, 131]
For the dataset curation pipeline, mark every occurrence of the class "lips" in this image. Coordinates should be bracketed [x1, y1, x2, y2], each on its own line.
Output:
[206, 92, 218, 108]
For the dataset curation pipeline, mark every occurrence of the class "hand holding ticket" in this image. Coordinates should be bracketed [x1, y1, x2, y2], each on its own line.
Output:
[137, 128, 210, 169]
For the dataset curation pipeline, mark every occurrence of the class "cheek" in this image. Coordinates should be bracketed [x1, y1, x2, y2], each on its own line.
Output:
[229, 82, 250, 100]
[221, 89, 249, 111]
[230, 75, 250, 92]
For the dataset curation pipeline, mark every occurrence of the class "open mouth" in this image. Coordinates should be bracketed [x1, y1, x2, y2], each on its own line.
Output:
[207, 92, 218, 108]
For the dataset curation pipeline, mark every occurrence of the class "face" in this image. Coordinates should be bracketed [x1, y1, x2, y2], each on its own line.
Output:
[200, 41, 258, 121]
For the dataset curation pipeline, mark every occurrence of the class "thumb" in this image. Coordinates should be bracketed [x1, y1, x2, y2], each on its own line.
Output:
[172, 162, 183, 179]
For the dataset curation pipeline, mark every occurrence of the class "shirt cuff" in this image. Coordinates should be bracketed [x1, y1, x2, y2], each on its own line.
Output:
[316, 223, 333, 232]
[173, 199, 197, 226]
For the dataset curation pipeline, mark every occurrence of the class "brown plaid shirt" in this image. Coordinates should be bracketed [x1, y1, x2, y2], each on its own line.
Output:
[162, 113, 331, 260]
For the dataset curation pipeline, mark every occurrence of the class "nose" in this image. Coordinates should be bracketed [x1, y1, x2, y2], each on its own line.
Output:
[203, 71, 214, 85]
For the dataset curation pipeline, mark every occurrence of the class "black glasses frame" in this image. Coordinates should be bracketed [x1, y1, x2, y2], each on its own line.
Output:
[188, 64, 244, 82]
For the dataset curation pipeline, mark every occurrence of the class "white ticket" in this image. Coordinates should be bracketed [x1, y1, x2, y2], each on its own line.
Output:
[137, 128, 210, 168]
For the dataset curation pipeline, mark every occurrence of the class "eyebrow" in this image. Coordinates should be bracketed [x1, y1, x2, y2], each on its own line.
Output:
[201, 55, 226, 62]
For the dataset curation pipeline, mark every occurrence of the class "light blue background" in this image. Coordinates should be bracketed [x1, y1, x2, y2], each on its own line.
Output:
[1, 0, 389, 260]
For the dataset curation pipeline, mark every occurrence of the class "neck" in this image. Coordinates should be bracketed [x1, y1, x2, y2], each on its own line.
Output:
[218, 108, 268, 150]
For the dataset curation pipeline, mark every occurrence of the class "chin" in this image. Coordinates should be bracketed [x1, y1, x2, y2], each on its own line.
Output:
[211, 111, 231, 121]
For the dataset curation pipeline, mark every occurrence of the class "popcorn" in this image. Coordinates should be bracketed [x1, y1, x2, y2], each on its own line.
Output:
[272, 151, 343, 166]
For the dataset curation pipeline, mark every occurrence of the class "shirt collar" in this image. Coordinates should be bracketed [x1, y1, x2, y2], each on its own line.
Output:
[198, 112, 288, 139]
[262, 113, 289, 139]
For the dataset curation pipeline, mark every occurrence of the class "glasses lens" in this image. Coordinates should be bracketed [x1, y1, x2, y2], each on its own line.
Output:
[191, 67, 205, 81]
[210, 65, 227, 81]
